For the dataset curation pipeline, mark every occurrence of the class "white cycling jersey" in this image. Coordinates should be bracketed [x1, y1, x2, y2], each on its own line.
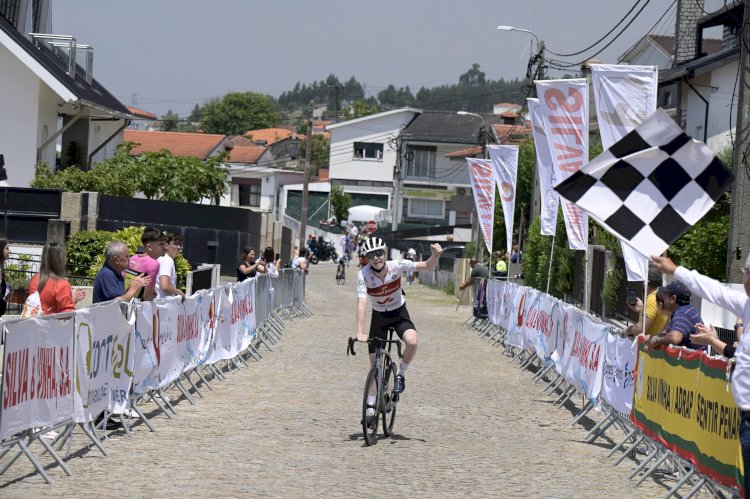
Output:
[357, 260, 416, 312]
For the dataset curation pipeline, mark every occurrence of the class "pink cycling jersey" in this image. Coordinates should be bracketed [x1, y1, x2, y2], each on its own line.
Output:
[356, 260, 416, 312]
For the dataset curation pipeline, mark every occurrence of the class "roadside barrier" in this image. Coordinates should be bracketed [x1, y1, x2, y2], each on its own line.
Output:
[469, 278, 742, 499]
[0, 268, 310, 485]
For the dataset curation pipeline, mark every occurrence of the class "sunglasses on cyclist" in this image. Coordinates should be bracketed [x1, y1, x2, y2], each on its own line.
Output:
[366, 249, 385, 259]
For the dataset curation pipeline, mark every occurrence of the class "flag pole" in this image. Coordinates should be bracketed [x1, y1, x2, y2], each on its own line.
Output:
[640, 279, 647, 337]
[545, 233, 555, 294]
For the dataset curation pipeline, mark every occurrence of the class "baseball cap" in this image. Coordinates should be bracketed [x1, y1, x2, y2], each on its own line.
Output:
[658, 280, 691, 302]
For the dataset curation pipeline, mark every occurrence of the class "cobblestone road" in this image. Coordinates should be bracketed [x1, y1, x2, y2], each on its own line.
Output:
[2, 263, 668, 498]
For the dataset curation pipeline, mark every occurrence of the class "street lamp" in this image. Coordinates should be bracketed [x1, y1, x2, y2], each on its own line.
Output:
[457, 111, 489, 260]
[496, 25, 539, 53]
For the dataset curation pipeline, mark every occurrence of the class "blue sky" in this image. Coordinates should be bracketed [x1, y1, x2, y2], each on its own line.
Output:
[51, 0, 713, 118]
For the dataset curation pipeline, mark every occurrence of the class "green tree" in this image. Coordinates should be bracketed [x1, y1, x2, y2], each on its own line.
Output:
[458, 63, 486, 87]
[330, 185, 352, 224]
[188, 103, 202, 122]
[343, 98, 380, 120]
[160, 110, 180, 131]
[200, 92, 280, 135]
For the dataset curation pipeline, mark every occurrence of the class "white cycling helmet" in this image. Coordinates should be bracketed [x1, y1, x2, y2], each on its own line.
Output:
[361, 237, 386, 255]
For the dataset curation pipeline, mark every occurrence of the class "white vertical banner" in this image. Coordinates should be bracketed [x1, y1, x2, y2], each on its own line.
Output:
[205, 287, 235, 363]
[467, 158, 496, 255]
[535, 79, 589, 250]
[132, 301, 159, 397]
[74, 303, 135, 421]
[230, 278, 257, 352]
[1, 318, 74, 439]
[527, 98, 559, 236]
[591, 64, 657, 281]
[601, 334, 638, 414]
[488, 145, 519, 256]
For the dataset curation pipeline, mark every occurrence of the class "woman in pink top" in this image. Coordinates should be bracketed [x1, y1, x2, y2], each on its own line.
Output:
[28, 242, 85, 315]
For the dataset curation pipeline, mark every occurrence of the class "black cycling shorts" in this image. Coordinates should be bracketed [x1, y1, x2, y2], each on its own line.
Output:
[368, 305, 415, 354]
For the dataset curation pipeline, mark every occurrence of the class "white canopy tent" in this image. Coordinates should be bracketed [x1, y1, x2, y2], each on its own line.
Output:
[345, 205, 390, 224]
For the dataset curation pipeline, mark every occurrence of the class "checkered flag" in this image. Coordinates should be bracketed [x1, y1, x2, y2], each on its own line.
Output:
[555, 109, 733, 258]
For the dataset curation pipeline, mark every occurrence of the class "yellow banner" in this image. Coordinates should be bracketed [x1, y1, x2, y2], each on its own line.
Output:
[633, 343, 742, 493]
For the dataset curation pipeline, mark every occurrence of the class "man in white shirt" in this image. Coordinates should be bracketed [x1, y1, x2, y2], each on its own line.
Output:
[651, 254, 750, 494]
[156, 233, 186, 300]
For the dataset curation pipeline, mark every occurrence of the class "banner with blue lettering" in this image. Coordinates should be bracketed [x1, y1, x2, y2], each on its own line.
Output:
[74, 303, 135, 422]
[601, 334, 637, 414]
[0, 317, 75, 439]
[553, 306, 607, 403]
[132, 301, 159, 397]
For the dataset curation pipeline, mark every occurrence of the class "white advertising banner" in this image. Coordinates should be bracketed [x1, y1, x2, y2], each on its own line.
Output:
[74, 303, 135, 422]
[553, 305, 607, 402]
[230, 278, 257, 352]
[179, 294, 213, 371]
[535, 79, 589, 250]
[525, 292, 559, 363]
[132, 301, 159, 397]
[488, 145, 519, 256]
[1, 317, 74, 439]
[521, 288, 541, 351]
[467, 158, 496, 255]
[528, 98, 559, 236]
[505, 285, 529, 349]
[203, 287, 235, 365]
[591, 64, 657, 281]
[601, 334, 638, 414]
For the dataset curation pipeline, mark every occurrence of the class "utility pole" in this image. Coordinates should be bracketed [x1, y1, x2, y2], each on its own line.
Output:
[529, 40, 545, 227]
[727, 0, 750, 282]
[299, 112, 314, 254]
[391, 135, 403, 232]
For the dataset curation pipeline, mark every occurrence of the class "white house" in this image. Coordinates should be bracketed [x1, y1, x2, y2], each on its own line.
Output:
[0, 1, 133, 186]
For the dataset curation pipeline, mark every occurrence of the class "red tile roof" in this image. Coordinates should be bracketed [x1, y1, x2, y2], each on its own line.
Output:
[445, 145, 484, 158]
[124, 130, 231, 159]
[228, 145, 266, 164]
[493, 123, 533, 144]
[126, 106, 157, 120]
[245, 128, 302, 145]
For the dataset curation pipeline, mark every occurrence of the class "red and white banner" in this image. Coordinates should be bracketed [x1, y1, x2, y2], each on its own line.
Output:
[203, 287, 235, 365]
[488, 145, 519, 256]
[74, 303, 135, 422]
[467, 158, 496, 255]
[231, 278, 257, 352]
[1, 317, 74, 439]
[601, 334, 638, 414]
[591, 64, 657, 281]
[528, 98, 559, 236]
[552, 304, 608, 402]
[505, 285, 529, 349]
[535, 79, 589, 250]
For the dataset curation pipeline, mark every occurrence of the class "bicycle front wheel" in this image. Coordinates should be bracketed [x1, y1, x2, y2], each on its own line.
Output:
[381, 359, 397, 437]
[362, 367, 380, 445]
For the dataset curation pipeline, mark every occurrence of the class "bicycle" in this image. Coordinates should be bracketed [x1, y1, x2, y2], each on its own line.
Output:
[347, 328, 402, 446]
[336, 263, 346, 285]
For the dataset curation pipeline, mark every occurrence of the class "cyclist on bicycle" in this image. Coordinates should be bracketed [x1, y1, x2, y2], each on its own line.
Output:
[356, 237, 443, 409]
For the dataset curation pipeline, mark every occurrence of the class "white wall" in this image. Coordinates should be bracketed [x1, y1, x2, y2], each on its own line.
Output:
[37, 83, 58, 171]
[328, 110, 418, 183]
[89, 120, 126, 166]
[0, 43, 40, 186]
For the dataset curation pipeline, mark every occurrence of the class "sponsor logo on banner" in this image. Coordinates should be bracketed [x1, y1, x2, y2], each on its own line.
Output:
[601, 334, 637, 415]
[488, 145, 519, 256]
[528, 98, 559, 236]
[535, 79, 589, 250]
[633, 341, 743, 495]
[467, 158, 496, 255]
[501, 181, 513, 202]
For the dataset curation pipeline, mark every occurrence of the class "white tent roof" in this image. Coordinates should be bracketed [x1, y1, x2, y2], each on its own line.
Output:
[346, 205, 390, 223]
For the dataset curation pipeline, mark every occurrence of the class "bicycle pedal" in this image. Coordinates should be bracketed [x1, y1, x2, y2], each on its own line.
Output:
[392, 393, 400, 403]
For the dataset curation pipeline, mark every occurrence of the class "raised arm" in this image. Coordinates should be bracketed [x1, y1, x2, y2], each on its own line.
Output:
[414, 243, 443, 270]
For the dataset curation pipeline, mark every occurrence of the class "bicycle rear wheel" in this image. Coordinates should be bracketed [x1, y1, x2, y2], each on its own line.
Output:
[381, 358, 398, 437]
[362, 367, 380, 445]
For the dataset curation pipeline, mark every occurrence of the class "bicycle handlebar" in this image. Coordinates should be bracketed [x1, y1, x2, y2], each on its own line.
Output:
[347, 337, 403, 358]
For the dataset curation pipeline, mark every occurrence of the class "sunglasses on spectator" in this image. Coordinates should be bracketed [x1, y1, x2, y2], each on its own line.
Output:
[366, 249, 385, 259]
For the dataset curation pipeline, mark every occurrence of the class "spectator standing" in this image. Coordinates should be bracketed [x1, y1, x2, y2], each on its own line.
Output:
[28, 242, 84, 314]
[92, 241, 149, 303]
[405, 247, 416, 284]
[260, 247, 280, 278]
[130, 227, 166, 301]
[510, 244, 522, 264]
[625, 267, 669, 337]
[156, 233, 185, 300]
[0, 237, 9, 316]
[492, 251, 508, 278]
[292, 248, 309, 274]
[237, 247, 265, 282]
[645, 280, 705, 351]
[459, 257, 489, 294]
